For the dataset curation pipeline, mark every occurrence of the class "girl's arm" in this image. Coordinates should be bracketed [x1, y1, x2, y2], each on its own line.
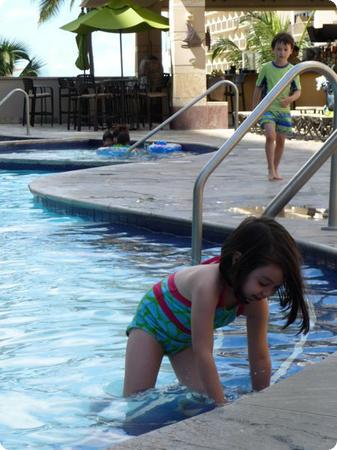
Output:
[245, 299, 271, 391]
[191, 283, 226, 405]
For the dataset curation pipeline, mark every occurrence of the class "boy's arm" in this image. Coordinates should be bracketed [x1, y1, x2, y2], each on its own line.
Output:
[245, 298, 271, 391]
[280, 89, 301, 108]
[191, 284, 226, 405]
[252, 86, 263, 110]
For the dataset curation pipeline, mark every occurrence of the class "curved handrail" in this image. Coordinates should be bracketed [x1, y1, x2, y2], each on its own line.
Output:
[128, 80, 239, 152]
[0, 88, 30, 135]
[263, 127, 337, 223]
[192, 61, 337, 264]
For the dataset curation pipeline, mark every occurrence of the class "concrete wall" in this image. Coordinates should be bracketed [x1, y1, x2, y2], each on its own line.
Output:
[169, 0, 228, 129]
[0, 77, 60, 124]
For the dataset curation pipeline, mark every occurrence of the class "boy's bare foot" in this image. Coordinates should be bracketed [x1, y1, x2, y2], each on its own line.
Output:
[268, 171, 277, 181]
[268, 170, 283, 181]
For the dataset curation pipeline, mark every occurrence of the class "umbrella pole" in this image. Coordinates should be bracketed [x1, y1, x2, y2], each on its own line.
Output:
[88, 33, 95, 78]
[119, 31, 126, 124]
[119, 32, 124, 78]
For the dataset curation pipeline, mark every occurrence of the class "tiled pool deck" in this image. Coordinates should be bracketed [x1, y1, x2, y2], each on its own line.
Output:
[1, 124, 337, 449]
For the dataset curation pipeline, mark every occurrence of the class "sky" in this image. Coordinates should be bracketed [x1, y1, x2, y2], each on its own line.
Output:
[0, 0, 136, 77]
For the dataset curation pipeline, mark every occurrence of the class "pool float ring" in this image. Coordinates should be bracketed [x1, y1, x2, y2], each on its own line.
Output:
[96, 145, 130, 157]
[147, 140, 182, 154]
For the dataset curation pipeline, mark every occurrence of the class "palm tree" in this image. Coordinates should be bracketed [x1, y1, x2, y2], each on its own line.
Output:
[0, 38, 44, 76]
[37, 0, 77, 23]
[20, 56, 45, 77]
[242, 12, 291, 67]
[211, 38, 243, 70]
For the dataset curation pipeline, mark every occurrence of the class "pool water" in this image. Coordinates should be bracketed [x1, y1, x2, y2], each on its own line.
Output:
[0, 146, 199, 163]
[0, 169, 336, 450]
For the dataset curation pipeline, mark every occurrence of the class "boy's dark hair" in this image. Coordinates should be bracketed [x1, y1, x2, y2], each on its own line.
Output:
[117, 130, 130, 145]
[102, 130, 114, 142]
[112, 124, 129, 139]
[219, 216, 310, 334]
[271, 32, 295, 50]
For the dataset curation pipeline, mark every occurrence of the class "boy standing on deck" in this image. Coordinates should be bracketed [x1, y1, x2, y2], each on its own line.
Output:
[252, 32, 301, 181]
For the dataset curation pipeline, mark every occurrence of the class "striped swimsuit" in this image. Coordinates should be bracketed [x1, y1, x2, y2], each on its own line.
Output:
[126, 258, 243, 355]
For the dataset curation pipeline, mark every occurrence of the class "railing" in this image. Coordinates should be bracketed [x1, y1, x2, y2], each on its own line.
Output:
[0, 88, 30, 135]
[263, 128, 337, 228]
[192, 61, 337, 265]
[128, 80, 239, 152]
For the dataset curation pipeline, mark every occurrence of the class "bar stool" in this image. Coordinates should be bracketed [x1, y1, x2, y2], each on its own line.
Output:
[58, 77, 76, 125]
[224, 73, 246, 126]
[138, 73, 171, 129]
[102, 79, 124, 128]
[68, 75, 111, 131]
[124, 79, 140, 130]
[22, 77, 54, 126]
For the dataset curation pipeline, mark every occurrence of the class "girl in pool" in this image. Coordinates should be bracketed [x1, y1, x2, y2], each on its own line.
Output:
[123, 217, 310, 405]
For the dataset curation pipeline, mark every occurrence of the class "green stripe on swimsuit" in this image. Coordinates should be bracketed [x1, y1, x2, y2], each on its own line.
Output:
[126, 273, 239, 355]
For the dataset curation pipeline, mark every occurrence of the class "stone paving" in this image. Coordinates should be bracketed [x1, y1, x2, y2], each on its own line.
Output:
[1, 124, 337, 450]
[12, 123, 336, 250]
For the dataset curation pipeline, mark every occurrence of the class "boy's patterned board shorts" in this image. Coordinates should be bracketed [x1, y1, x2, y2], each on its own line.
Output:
[260, 111, 292, 136]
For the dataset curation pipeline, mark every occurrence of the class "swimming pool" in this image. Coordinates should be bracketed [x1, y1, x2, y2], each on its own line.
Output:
[0, 140, 216, 171]
[0, 169, 336, 450]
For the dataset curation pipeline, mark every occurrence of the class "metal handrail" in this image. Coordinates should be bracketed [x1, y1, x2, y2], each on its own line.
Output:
[192, 61, 337, 265]
[263, 127, 337, 225]
[0, 88, 30, 135]
[128, 80, 239, 152]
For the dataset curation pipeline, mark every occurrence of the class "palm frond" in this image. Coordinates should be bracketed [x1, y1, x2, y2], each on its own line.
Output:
[38, 0, 76, 23]
[0, 38, 30, 76]
[297, 11, 315, 50]
[19, 57, 45, 77]
[211, 38, 242, 62]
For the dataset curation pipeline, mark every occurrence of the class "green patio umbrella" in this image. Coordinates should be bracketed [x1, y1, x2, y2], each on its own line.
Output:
[74, 9, 91, 72]
[61, 0, 169, 78]
[75, 33, 90, 71]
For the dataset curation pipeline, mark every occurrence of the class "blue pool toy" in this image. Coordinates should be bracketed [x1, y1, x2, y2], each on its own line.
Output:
[96, 145, 130, 157]
[147, 140, 182, 154]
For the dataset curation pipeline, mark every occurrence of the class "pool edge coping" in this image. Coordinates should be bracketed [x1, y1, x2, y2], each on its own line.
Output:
[29, 184, 337, 270]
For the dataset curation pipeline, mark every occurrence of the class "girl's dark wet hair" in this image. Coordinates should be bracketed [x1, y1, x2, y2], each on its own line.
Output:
[271, 32, 295, 50]
[219, 216, 310, 334]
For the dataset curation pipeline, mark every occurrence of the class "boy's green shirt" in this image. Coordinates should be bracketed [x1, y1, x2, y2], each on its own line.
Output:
[256, 61, 301, 113]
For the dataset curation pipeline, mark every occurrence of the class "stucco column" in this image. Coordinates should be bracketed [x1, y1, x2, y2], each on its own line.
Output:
[135, 2, 163, 74]
[135, 30, 162, 74]
[169, 0, 228, 129]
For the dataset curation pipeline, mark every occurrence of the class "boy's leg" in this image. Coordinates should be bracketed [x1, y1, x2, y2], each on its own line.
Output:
[273, 112, 292, 180]
[263, 122, 277, 180]
[274, 132, 286, 180]
[169, 347, 205, 393]
[123, 328, 164, 396]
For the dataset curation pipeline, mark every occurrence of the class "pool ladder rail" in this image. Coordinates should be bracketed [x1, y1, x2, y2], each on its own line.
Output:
[192, 61, 337, 263]
[0, 88, 30, 136]
[130, 62, 337, 264]
[128, 79, 239, 152]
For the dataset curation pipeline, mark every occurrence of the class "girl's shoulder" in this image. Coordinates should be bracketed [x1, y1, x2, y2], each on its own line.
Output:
[174, 262, 220, 301]
[201, 256, 220, 265]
